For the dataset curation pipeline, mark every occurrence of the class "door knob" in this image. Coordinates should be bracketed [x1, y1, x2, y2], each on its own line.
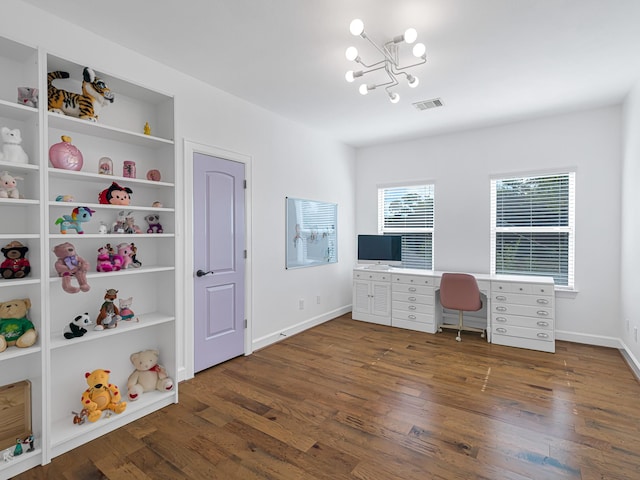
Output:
[196, 269, 214, 277]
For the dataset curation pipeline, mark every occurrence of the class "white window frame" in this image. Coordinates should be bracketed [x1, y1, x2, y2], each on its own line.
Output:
[378, 182, 435, 269]
[490, 171, 575, 289]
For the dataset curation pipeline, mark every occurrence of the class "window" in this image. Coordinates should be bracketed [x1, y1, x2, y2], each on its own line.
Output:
[490, 172, 575, 288]
[378, 183, 434, 269]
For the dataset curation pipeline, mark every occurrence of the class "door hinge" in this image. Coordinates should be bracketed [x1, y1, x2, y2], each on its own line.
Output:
[244, 249, 247, 259]
[244, 319, 248, 329]
[243, 179, 247, 189]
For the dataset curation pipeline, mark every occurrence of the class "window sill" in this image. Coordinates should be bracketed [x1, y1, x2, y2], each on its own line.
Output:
[555, 287, 578, 299]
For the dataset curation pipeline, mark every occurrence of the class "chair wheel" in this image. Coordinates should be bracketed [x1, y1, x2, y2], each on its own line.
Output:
[456, 336, 461, 342]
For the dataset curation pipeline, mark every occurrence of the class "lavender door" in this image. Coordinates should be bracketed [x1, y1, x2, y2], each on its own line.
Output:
[193, 152, 245, 372]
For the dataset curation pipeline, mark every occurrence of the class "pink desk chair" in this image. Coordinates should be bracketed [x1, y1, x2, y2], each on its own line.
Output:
[439, 273, 485, 342]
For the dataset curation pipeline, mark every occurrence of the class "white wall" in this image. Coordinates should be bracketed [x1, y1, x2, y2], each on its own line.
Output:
[3, 0, 356, 379]
[621, 81, 640, 366]
[356, 107, 622, 344]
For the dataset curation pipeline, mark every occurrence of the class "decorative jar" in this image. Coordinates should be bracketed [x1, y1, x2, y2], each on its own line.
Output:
[49, 135, 83, 171]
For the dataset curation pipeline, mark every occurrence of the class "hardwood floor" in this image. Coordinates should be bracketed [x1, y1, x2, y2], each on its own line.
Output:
[13, 314, 640, 479]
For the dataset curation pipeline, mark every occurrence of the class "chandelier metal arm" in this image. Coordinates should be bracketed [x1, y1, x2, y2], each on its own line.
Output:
[393, 57, 427, 71]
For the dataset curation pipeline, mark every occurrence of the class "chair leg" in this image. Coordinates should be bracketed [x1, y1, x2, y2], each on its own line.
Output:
[456, 310, 462, 342]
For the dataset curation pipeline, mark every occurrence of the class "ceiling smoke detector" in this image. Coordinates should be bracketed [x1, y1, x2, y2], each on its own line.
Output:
[413, 98, 444, 111]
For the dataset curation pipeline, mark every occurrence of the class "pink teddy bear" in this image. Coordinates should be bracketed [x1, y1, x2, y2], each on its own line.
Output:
[53, 242, 90, 294]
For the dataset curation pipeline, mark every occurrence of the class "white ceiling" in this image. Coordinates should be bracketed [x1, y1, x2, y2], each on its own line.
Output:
[22, 0, 640, 147]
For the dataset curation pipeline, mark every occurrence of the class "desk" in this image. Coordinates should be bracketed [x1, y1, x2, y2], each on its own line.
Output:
[353, 266, 555, 353]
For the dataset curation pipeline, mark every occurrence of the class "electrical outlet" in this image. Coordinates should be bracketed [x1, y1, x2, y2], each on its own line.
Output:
[317, 295, 321, 304]
[299, 299, 304, 310]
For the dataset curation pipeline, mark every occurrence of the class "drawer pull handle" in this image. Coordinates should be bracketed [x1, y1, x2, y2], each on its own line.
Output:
[536, 299, 549, 305]
[536, 310, 549, 316]
[495, 295, 507, 301]
[496, 317, 507, 323]
[496, 306, 507, 312]
[496, 327, 507, 333]
[408, 296, 417, 301]
[408, 314, 416, 320]
[409, 287, 417, 292]
[518, 287, 524, 291]
[537, 333, 549, 339]
[537, 321, 549, 327]
[409, 305, 417, 310]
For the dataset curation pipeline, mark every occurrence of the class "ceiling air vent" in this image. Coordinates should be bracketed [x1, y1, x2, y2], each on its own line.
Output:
[413, 98, 444, 111]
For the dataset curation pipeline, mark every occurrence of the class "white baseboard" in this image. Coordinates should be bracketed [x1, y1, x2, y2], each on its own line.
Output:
[555, 330, 622, 348]
[251, 305, 352, 351]
[619, 340, 640, 381]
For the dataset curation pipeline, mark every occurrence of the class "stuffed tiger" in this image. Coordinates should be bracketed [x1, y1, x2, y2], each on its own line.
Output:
[48, 67, 115, 122]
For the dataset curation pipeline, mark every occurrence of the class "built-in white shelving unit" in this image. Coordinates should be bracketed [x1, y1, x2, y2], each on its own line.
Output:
[0, 34, 178, 478]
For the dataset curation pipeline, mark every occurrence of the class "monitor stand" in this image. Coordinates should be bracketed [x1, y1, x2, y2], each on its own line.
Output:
[366, 264, 392, 271]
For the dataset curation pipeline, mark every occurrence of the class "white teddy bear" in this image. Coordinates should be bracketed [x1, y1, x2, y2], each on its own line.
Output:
[126, 349, 174, 401]
[0, 171, 23, 199]
[0, 127, 29, 164]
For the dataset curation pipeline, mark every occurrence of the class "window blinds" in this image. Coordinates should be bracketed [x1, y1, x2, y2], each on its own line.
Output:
[378, 184, 434, 269]
[491, 172, 575, 287]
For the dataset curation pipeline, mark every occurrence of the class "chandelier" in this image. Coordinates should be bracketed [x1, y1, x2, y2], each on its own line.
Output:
[344, 18, 427, 103]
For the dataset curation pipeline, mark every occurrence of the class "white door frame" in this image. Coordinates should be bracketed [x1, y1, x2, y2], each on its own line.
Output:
[182, 139, 253, 381]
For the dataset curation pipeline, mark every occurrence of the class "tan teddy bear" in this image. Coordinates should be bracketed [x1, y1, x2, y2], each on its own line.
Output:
[0, 298, 37, 352]
[126, 349, 173, 401]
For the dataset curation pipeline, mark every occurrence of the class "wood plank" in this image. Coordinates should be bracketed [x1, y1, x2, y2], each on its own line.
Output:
[12, 314, 640, 479]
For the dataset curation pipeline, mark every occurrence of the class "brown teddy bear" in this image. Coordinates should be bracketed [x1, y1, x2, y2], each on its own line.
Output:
[53, 242, 90, 293]
[80, 369, 126, 422]
[1, 240, 30, 279]
[0, 298, 37, 352]
[126, 349, 174, 401]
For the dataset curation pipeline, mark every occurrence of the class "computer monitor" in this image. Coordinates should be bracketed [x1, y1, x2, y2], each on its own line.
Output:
[357, 234, 402, 267]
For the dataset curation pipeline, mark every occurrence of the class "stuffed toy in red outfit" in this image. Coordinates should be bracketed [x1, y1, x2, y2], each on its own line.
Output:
[1, 241, 30, 279]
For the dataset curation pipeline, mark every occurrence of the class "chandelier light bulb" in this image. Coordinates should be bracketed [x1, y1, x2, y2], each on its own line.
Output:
[350, 19, 365, 36]
[345, 46, 359, 61]
[412, 42, 426, 58]
[359, 84, 369, 95]
[388, 92, 400, 103]
[345, 70, 355, 82]
[407, 75, 419, 88]
[404, 28, 418, 44]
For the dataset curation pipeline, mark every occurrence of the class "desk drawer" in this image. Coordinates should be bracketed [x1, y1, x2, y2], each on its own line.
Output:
[392, 300, 434, 314]
[354, 271, 391, 282]
[492, 324, 554, 342]
[492, 303, 553, 319]
[492, 281, 553, 295]
[392, 291, 434, 305]
[392, 283, 433, 296]
[392, 310, 433, 324]
[492, 314, 553, 330]
[492, 292, 553, 308]
[392, 274, 435, 287]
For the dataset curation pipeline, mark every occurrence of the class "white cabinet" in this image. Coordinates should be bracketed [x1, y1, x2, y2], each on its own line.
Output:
[352, 270, 391, 325]
[490, 280, 555, 353]
[352, 267, 555, 353]
[0, 35, 178, 477]
[391, 273, 437, 333]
